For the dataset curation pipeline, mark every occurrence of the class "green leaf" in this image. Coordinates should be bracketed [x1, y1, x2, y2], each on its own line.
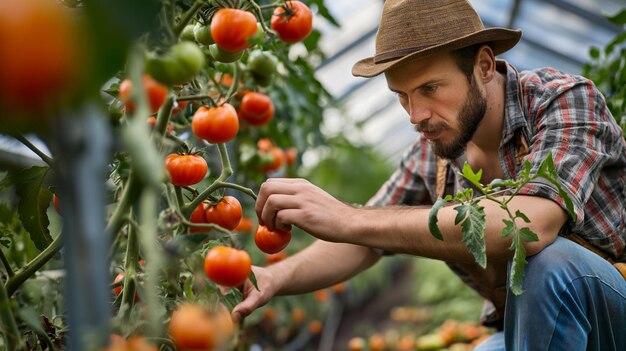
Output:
[249, 270, 259, 291]
[453, 205, 468, 225]
[12, 167, 53, 251]
[460, 202, 487, 268]
[605, 32, 626, 56]
[519, 227, 539, 242]
[514, 210, 531, 223]
[606, 8, 626, 25]
[16, 308, 47, 336]
[589, 46, 600, 59]
[222, 288, 244, 310]
[308, 0, 341, 27]
[428, 198, 448, 241]
[501, 219, 515, 238]
[461, 163, 482, 188]
[509, 237, 527, 295]
[557, 186, 577, 222]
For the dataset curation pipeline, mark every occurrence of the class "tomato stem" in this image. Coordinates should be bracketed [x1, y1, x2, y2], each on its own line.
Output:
[216, 181, 257, 200]
[106, 175, 140, 237]
[5, 233, 64, 297]
[173, 0, 207, 38]
[0, 280, 25, 351]
[153, 95, 175, 147]
[14, 134, 56, 170]
[245, 0, 275, 36]
[221, 63, 241, 105]
[0, 249, 14, 277]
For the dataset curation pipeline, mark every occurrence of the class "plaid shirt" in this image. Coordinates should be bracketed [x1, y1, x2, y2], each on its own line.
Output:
[368, 60, 626, 262]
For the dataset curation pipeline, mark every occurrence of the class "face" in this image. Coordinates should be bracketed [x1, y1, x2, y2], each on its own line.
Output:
[385, 53, 487, 159]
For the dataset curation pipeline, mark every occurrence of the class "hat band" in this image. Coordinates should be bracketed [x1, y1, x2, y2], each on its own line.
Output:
[374, 45, 430, 64]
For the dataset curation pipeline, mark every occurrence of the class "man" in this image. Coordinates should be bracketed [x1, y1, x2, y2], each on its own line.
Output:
[233, 0, 626, 349]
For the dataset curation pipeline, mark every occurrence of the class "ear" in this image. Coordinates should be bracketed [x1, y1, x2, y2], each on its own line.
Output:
[475, 45, 496, 83]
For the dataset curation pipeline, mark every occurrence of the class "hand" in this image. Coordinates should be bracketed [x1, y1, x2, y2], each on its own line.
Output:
[255, 178, 357, 242]
[231, 266, 277, 323]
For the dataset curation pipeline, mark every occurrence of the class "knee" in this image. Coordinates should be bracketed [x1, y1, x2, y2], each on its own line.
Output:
[518, 236, 614, 297]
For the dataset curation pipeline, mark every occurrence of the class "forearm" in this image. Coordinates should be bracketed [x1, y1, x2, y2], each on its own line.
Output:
[267, 240, 380, 295]
[346, 195, 564, 263]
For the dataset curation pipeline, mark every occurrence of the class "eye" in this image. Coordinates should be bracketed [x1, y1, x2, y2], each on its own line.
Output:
[395, 92, 407, 101]
[422, 84, 438, 95]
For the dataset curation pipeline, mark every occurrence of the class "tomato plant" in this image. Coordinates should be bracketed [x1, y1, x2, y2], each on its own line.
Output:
[192, 104, 239, 143]
[205, 196, 243, 230]
[211, 8, 258, 52]
[0, 0, 340, 349]
[271, 1, 313, 44]
[204, 246, 251, 287]
[255, 225, 292, 254]
[165, 153, 208, 186]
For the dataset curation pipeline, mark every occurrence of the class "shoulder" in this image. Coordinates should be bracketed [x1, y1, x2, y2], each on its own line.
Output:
[518, 67, 595, 100]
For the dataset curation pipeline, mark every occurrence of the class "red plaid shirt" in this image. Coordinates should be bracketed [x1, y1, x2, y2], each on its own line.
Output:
[368, 60, 626, 262]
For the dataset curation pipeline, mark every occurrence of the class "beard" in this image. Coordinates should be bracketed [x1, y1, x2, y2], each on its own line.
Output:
[415, 78, 487, 160]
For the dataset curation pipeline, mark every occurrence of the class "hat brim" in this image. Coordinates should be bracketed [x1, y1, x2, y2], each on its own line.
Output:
[351, 28, 522, 78]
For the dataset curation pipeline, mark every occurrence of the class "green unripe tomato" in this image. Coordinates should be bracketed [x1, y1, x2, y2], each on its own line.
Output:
[180, 24, 196, 41]
[209, 44, 243, 63]
[170, 41, 205, 77]
[193, 23, 214, 45]
[146, 42, 205, 86]
[247, 50, 277, 78]
[250, 71, 272, 87]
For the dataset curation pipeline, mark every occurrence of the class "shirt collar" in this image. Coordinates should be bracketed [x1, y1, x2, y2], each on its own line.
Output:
[498, 59, 529, 147]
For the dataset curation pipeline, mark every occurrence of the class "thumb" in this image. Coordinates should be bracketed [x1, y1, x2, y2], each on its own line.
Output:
[231, 296, 258, 323]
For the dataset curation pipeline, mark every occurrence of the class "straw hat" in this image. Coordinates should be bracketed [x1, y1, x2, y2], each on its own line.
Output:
[352, 0, 522, 77]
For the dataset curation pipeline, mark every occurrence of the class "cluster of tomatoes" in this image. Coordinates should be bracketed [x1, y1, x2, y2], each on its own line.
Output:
[107, 2, 315, 350]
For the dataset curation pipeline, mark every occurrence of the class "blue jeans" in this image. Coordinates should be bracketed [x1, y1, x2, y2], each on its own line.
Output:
[474, 237, 626, 351]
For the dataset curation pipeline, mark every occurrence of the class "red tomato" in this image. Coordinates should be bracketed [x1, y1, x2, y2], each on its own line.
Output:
[189, 202, 208, 234]
[52, 194, 61, 215]
[172, 100, 188, 115]
[211, 8, 257, 52]
[271, 1, 313, 43]
[234, 216, 254, 233]
[192, 104, 239, 143]
[205, 196, 242, 231]
[260, 146, 285, 173]
[168, 303, 221, 350]
[255, 225, 292, 254]
[265, 250, 287, 265]
[204, 246, 251, 287]
[285, 147, 298, 166]
[119, 75, 169, 114]
[238, 92, 274, 126]
[112, 272, 125, 297]
[0, 0, 85, 114]
[165, 153, 208, 186]
[257, 138, 273, 151]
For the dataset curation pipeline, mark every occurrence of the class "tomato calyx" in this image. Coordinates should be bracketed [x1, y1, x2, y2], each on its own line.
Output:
[275, 2, 299, 20]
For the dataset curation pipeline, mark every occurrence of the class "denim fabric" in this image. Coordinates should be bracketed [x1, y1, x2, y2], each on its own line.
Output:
[474, 237, 626, 351]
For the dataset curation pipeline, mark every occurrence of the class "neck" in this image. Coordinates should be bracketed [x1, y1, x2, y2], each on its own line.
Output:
[468, 71, 506, 155]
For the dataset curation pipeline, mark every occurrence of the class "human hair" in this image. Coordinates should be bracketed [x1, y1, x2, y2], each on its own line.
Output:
[450, 44, 484, 82]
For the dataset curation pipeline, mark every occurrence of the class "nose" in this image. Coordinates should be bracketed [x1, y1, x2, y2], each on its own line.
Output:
[408, 103, 431, 125]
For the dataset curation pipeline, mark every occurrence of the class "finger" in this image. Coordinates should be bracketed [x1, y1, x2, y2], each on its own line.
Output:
[255, 181, 300, 224]
[232, 284, 266, 323]
[274, 209, 298, 232]
[261, 194, 301, 230]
